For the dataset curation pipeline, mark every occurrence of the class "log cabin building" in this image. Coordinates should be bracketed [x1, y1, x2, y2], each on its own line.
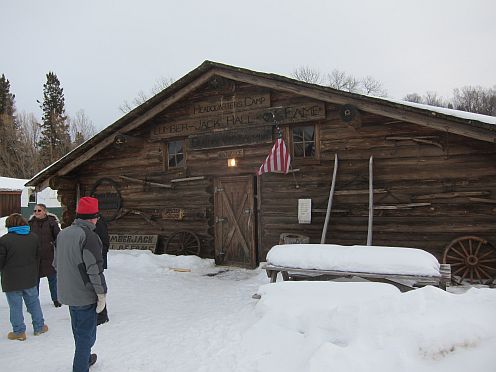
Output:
[27, 61, 496, 283]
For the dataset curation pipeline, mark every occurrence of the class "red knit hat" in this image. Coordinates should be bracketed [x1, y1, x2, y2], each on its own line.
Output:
[76, 196, 99, 219]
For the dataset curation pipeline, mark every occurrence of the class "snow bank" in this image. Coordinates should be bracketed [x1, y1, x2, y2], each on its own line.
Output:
[240, 281, 496, 372]
[267, 244, 441, 276]
[110, 248, 215, 274]
[0, 249, 495, 372]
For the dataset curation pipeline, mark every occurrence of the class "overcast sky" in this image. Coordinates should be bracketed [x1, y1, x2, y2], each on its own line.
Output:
[2, 0, 495, 130]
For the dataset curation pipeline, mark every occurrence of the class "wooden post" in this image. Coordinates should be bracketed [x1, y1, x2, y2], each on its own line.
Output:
[321, 154, 338, 244]
[439, 263, 451, 290]
[367, 155, 373, 246]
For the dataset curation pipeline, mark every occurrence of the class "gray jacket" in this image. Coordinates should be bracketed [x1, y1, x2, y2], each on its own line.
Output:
[54, 219, 107, 306]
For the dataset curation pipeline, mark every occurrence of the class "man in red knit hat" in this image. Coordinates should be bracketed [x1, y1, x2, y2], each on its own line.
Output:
[55, 196, 107, 372]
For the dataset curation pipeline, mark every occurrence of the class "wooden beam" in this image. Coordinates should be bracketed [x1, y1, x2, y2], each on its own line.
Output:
[113, 134, 144, 148]
[214, 69, 496, 143]
[374, 203, 431, 210]
[118, 175, 173, 189]
[414, 191, 490, 200]
[170, 176, 206, 183]
[334, 189, 387, 196]
[468, 197, 496, 204]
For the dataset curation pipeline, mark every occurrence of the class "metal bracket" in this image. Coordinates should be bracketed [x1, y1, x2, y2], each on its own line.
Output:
[215, 216, 227, 223]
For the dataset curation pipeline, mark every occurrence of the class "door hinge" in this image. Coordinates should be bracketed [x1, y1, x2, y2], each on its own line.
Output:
[214, 187, 224, 193]
[215, 216, 227, 223]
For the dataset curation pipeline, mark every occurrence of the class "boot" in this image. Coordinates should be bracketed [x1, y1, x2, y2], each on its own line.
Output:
[53, 300, 62, 307]
[34, 324, 48, 336]
[8, 331, 27, 341]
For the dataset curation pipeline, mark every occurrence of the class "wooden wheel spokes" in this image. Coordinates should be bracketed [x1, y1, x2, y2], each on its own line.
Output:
[443, 236, 496, 285]
[165, 231, 201, 256]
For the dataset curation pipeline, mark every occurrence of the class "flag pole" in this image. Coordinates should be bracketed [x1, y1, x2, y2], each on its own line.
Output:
[273, 115, 299, 189]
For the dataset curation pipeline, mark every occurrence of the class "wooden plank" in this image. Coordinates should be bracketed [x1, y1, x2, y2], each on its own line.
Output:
[150, 102, 325, 139]
[188, 125, 273, 150]
[414, 191, 490, 200]
[334, 189, 387, 195]
[374, 203, 431, 210]
[118, 175, 173, 189]
[190, 93, 270, 117]
[265, 264, 441, 284]
[109, 234, 158, 252]
[469, 197, 496, 204]
[171, 176, 206, 183]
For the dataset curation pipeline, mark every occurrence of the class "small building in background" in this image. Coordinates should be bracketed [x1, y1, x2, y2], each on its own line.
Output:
[21, 186, 62, 219]
[0, 177, 25, 217]
[0, 176, 62, 219]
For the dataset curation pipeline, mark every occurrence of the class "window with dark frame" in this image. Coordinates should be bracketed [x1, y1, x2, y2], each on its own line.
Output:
[167, 140, 185, 169]
[292, 125, 315, 158]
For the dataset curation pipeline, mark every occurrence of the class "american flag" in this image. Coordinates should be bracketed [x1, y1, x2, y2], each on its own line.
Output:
[257, 138, 291, 175]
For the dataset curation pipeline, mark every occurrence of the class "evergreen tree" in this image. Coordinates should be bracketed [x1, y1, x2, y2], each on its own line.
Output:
[0, 74, 22, 177]
[38, 72, 71, 166]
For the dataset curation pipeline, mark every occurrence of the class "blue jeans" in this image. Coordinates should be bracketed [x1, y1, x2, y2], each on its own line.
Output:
[5, 286, 45, 334]
[69, 303, 97, 372]
[38, 273, 58, 302]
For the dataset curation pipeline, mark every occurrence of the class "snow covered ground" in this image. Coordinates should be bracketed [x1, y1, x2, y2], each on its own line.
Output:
[1, 218, 496, 371]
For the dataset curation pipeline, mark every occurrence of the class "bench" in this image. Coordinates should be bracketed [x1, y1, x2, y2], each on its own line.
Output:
[264, 244, 451, 292]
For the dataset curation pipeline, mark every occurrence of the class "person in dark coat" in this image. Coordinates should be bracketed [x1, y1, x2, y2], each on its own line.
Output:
[94, 216, 110, 325]
[94, 216, 109, 270]
[0, 213, 48, 341]
[29, 203, 61, 307]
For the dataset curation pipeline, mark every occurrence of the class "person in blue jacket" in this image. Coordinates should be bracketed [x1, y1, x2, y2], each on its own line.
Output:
[0, 213, 48, 341]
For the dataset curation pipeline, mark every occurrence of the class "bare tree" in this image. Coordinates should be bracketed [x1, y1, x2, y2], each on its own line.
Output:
[291, 66, 324, 84]
[403, 93, 423, 103]
[452, 86, 496, 116]
[119, 76, 175, 114]
[293, 67, 386, 96]
[150, 77, 175, 95]
[362, 76, 387, 97]
[326, 69, 350, 91]
[67, 110, 96, 146]
[10, 111, 43, 178]
[423, 91, 446, 107]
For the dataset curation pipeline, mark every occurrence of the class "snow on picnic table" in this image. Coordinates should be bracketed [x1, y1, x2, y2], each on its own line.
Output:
[267, 243, 441, 276]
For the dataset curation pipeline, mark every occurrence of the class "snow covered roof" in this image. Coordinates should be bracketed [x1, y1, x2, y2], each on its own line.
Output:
[0, 176, 28, 192]
[380, 96, 496, 126]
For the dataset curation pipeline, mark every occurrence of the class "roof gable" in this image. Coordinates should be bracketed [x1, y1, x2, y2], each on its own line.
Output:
[27, 60, 496, 188]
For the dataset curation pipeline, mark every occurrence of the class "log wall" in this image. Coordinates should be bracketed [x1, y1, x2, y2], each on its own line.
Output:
[55, 77, 496, 263]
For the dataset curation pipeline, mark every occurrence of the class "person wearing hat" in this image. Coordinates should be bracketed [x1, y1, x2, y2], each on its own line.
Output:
[55, 197, 107, 372]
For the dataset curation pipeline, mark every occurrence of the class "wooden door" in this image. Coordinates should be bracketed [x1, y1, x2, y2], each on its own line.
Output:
[214, 176, 256, 268]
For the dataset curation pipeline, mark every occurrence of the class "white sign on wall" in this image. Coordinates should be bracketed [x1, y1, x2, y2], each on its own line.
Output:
[298, 199, 312, 224]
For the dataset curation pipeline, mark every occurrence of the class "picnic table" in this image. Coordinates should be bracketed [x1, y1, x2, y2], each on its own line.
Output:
[265, 244, 451, 292]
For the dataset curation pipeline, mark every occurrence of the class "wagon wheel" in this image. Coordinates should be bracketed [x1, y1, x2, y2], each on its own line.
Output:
[165, 231, 201, 256]
[442, 236, 496, 285]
